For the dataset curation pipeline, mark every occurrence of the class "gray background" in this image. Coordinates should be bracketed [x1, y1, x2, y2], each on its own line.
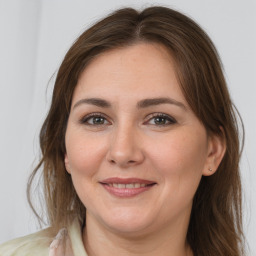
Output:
[0, 0, 255, 254]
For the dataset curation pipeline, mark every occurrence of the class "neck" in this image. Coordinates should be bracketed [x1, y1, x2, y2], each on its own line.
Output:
[83, 212, 193, 256]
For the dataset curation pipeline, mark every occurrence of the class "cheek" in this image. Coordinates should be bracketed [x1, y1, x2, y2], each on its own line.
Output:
[65, 129, 108, 208]
[65, 129, 107, 177]
[148, 128, 208, 193]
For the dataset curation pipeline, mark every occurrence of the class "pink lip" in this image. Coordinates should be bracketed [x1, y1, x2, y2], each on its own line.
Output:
[99, 177, 156, 198]
[100, 177, 156, 184]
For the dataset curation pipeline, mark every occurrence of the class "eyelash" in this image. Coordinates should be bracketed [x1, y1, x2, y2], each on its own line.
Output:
[79, 112, 177, 127]
[146, 113, 177, 126]
[79, 113, 109, 126]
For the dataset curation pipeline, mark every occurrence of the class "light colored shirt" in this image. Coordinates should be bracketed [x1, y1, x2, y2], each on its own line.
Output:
[0, 219, 88, 256]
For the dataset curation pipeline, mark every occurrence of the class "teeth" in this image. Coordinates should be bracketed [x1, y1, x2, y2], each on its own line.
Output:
[110, 183, 149, 188]
[125, 184, 134, 188]
[118, 184, 125, 189]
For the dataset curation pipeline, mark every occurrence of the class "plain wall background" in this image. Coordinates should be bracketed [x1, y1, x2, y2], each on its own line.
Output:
[0, 0, 255, 254]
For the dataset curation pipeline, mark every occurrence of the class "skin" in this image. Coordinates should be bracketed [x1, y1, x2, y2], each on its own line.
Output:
[65, 43, 226, 256]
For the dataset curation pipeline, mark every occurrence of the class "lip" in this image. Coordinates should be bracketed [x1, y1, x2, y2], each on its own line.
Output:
[99, 177, 157, 198]
[100, 177, 156, 184]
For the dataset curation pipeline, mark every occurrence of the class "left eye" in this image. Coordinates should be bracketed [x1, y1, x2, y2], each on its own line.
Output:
[88, 116, 107, 125]
[80, 114, 110, 125]
[147, 114, 176, 126]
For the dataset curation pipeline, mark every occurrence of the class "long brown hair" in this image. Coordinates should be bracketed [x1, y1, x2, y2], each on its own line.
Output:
[27, 6, 245, 255]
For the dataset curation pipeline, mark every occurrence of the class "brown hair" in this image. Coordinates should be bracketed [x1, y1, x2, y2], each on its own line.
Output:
[28, 6, 245, 255]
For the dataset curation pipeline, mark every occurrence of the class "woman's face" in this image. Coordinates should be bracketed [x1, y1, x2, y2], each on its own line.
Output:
[65, 43, 217, 236]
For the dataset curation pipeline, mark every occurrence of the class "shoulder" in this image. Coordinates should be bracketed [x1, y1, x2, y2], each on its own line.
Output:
[0, 227, 55, 256]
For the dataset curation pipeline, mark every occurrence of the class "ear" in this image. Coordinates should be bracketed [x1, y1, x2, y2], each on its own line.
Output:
[202, 128, 226, 176]
[64, 154, 71, 174]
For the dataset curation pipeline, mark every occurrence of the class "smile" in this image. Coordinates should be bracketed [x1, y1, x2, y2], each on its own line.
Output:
[107, 183, 149, 188]
[100, 177, 156, 197]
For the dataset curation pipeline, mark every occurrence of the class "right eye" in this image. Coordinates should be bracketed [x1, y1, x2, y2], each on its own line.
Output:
[80, 113, 110, 126]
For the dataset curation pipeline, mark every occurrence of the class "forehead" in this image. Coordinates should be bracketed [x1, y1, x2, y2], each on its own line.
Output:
[73, 42, 186, 104]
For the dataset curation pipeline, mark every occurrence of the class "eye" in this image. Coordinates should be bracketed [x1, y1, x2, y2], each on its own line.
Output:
[146, 113, 176, 126]
[80, 113, 110, 126]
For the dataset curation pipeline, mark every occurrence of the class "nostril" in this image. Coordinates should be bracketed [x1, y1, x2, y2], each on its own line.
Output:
[106, 145, 145, 167]
[109, 159, 135, 164]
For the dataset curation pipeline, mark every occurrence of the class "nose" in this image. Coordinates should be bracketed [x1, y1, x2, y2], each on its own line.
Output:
[106, 124, 145, 168]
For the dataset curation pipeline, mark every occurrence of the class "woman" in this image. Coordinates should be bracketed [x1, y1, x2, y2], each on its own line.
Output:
[0, 6, 245, 256]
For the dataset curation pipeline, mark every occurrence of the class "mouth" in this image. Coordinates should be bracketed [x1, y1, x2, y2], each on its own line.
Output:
[99, 177, 157, 198]
[104, 183, 154, 188]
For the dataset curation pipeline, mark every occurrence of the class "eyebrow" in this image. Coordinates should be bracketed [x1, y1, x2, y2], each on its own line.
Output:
[137, 98, 187, 110]
[73, 98, 111, 109]
[73, 97, 187, 110]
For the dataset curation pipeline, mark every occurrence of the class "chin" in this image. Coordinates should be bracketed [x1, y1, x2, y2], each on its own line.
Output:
[99, 210, 156, 236]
